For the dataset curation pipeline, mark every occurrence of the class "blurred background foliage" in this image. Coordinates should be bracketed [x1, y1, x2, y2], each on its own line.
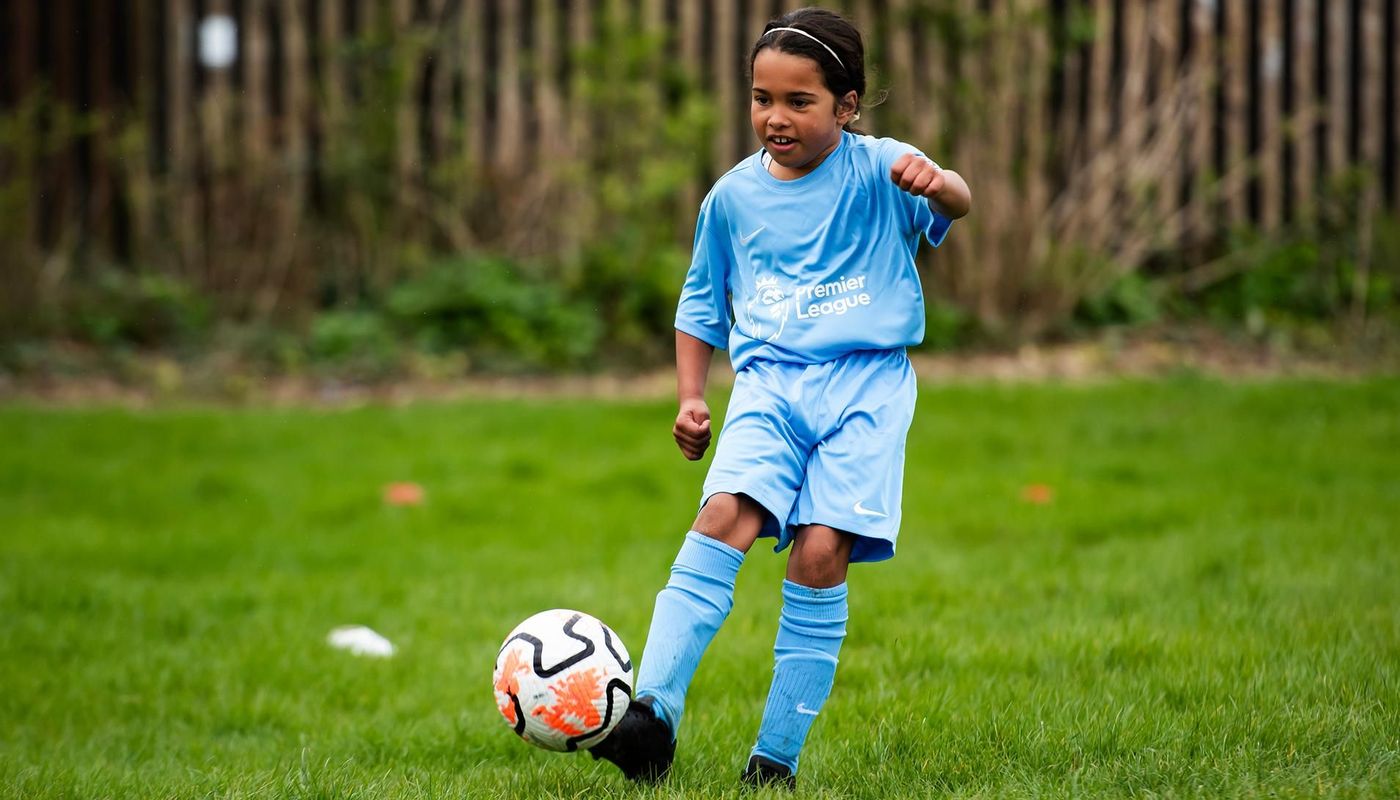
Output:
[1, 0, 1397, 383]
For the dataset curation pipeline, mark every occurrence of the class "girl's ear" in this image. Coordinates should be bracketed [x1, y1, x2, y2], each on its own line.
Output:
[835, 90, 859, 125]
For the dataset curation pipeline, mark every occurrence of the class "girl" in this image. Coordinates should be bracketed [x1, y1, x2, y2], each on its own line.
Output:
[591, 6, 970, 789]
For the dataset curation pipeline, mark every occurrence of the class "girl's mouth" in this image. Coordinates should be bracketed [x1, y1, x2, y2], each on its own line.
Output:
[767, 135, 797, 154]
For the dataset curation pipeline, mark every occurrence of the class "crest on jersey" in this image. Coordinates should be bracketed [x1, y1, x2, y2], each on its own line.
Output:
[745, 275, 791, 342]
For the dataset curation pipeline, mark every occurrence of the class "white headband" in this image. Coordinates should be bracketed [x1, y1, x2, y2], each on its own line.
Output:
[763, 26, 846, 71]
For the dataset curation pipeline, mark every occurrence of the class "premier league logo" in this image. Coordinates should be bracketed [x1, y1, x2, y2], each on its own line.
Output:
[746, 275, 791, 342]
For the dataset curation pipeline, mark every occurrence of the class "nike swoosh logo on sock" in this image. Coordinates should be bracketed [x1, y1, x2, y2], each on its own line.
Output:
[795, 703, 819, 716]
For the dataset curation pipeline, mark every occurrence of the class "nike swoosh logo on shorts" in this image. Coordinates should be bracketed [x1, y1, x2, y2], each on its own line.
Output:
[796, 703, 820, 716]
[740, 225, 766, 245]
[853, 501, 888, 518]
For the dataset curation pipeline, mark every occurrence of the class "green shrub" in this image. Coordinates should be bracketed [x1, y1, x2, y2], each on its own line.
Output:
[308, 310, 398, 377]
[1185, 197, 1400, 337]
[1075, 272, 1163, 328]
[572, 241, 689, 366]
[72, 270, 210, 348]
[215, 323, 306, 374]
[919, 299, 976, 351]
[387, 256, 602, 371]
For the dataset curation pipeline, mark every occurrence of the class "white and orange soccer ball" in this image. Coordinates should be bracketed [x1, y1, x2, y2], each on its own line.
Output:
[492, 609, 634, 752]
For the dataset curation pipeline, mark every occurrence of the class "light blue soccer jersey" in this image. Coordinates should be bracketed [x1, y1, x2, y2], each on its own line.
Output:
[674, 131, 953, 371]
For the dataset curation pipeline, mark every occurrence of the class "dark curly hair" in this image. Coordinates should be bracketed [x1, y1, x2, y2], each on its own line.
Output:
[748, 7, 868, 130]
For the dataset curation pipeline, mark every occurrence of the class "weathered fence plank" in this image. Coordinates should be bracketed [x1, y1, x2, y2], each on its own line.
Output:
[1086, 0, 1113, 158]
[1187, 0, 1214, 236]
[1392, 0, 1399, 207]
[166, 0, 196, 274]
[1293, 0, 1316, 217]
[1326, 0, 1348, 176]
[713, 0, 740, 177]
[1153, 0, 1181, 220]
[1222, 0, 1248, 224]
[465, 0, 487, 168]
[496, 0, 524, 170]
[1356, 0, 1386, 325]
[1258, 0, 1282, 229]
[536, 0, 563, 157]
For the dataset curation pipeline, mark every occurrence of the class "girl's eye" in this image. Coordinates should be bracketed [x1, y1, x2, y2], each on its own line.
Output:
[791, 99, 808, 109]
[754, 96, 770, 106]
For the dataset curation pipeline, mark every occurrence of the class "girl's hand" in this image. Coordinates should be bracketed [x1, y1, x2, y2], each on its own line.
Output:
[889, 152, 946, 198]
[673, 398, 712, 461]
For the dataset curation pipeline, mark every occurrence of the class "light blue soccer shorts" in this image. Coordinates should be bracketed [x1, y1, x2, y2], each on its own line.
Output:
[701, 348, 917, 563]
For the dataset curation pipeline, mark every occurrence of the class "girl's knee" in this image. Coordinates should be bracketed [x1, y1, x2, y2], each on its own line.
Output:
[786, 526, 854, 588]
[692, 493, 766, 552]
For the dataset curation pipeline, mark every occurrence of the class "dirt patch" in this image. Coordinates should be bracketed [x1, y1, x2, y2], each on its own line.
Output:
[2, 332, 1394, 408]
[913, 337, 1384, 383]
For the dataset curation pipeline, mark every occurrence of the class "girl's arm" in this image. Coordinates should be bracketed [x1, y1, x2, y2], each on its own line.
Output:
[927, 169, 971, 219]
[889, 153, 971, 219]
[673, 330, 715, 461]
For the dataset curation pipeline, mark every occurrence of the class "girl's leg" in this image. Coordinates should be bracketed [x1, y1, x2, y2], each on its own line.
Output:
[593, 493, 766, 782]
[635, 492, 766, 733]
[748, 524, 853, 783]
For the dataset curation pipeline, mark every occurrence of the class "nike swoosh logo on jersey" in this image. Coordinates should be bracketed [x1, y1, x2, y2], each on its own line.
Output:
[740, 225, 766, 245]
[853, 501, 888, 518]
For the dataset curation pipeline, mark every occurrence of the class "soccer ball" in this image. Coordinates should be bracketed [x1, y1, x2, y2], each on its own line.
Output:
[492, 609, 634, 752]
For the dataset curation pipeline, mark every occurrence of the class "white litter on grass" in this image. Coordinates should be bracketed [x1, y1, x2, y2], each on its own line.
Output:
[327, 625, 396, 658]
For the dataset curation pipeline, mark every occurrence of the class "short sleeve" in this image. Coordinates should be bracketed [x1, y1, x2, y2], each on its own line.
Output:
[674, 191, 733, 349]
[876, 138, 954, 248]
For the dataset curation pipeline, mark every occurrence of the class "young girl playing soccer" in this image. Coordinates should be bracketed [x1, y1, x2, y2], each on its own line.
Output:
[590, 6, 971, 789]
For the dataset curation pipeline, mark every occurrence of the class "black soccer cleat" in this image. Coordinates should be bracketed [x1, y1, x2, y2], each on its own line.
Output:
[588, 696, 675, 783]
[741, 754, 796, 791]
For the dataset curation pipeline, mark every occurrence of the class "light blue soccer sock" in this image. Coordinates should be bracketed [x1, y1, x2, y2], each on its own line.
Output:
[635, 531, 746, 738]
[751, 579, 849, 773]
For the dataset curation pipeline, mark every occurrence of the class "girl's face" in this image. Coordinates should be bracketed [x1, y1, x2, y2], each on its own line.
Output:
[750, 48, 857, 180]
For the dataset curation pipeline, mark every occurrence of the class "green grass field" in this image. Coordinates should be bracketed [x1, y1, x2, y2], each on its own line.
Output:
[2, 379, 1398, 799]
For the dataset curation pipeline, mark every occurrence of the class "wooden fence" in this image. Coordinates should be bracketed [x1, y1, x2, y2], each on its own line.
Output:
[3, 0, 1398, 328]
